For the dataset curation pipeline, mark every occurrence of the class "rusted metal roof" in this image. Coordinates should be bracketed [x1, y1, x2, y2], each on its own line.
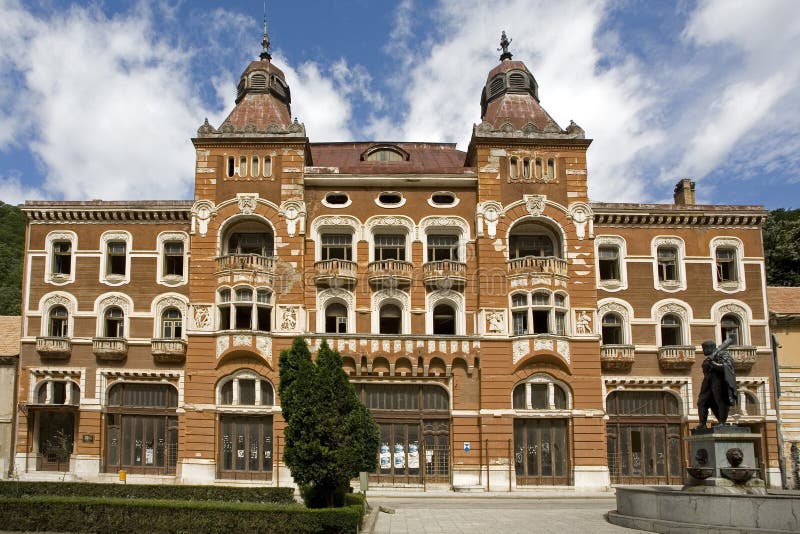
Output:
[482, 92, 562, 131]
[768, 287, 800, 315]
[308, 143, 471, 174]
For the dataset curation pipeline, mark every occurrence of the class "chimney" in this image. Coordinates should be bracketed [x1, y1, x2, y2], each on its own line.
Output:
[673, 178, 696, 205]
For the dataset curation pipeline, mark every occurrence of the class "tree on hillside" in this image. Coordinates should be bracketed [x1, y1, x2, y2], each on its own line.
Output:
[0, 202, 25, 315]
[763, 208, 800, 286]
[279, 338, 380, 508]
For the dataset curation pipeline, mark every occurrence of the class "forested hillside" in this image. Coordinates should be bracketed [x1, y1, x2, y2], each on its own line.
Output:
[0, 202, 25, 315]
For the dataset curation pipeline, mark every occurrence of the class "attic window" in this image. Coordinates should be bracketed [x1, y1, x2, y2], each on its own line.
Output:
[376, 192, 405, 207]
[362, 145, 409, 162]
[251, 74, 267, 89]
[429, 192, 459, 207]
[272, 76, 287, 97]
[508, 72, 526, 89]
[323, 192, 351, 207]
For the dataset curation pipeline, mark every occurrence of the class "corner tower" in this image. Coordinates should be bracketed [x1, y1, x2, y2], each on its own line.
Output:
[182, 20, 308, 482]
[468, 34, 608, 490]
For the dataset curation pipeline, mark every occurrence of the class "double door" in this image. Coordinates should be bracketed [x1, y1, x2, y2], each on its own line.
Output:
[514, 418, 570, 485]
[374, 419, 450, 484]
[606, 423, 682, 485]
[218, 415, 273, 480]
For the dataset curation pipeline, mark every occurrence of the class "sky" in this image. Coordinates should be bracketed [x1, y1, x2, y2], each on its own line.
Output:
[0, 0, 798, 208]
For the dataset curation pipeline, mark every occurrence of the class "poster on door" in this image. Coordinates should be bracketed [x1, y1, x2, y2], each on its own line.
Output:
[394, 443, 405, 469]
[408, 442, 419, 469]
[379, 444, 391, 471]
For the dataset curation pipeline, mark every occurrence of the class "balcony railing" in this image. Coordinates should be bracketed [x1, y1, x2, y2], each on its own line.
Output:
[600, 344, 636, 372]
[657, 345, 696, 370]
[507, 256, 568, 278]
[368, 260, 413, 288]
[729, 346, 757, 372]
[35, 336, 72, 359]
[151, 338, 187, 363]
[422, 260, 467, 289]
[313, 259, 358, 288]
[92, 337, 128, 361]
[215, 254, 275, 274]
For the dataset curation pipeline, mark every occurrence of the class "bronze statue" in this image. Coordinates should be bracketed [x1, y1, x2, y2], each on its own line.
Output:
[498, 31, 513, 61]
[697, 338, 737, 427]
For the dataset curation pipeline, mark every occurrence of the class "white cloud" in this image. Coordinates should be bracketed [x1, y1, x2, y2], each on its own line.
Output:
[376, 0, 660, 201]
[0, 172, 43, 205]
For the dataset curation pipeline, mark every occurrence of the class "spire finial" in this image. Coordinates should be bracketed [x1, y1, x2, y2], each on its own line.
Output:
[498, 31, 513, 61]
[260, 1, 271, 61]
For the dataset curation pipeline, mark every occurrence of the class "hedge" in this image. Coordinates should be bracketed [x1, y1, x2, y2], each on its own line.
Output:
[0, 495, 365, 534]
[0, 480, 294, 504]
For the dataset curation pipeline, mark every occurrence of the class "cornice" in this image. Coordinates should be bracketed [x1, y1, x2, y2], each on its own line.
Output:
[23, 202, 192, 223]
[592, 203, 766, 227]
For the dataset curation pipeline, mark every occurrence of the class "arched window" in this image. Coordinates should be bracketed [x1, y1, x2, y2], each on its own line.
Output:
[509, 157, 519, 179]
[432, 304, 456, 335]
[217, 287, 271, 331]
[223, 221, 274, 258]
[161, 308, 182, 339]
[263, 156, 272, 177]
[325, 303, 348, 333]
[606, 390, 680, 416]
[602, 313, 623, 345]
[508, 221, 557, 259]
[522, 158, 531, 179]
[49, 306, 68, 338]
[218, 373, 274, 406]
[379, 304, 402, 335]
[720, 314, 741, 345]
[660, 314, 682, 346]
[546, 158, 555, 179]
[36, 380, 80, 405]
[534, 157, 543, 178]
[512, 377, 569, 410]
[104, 307, 124, 338]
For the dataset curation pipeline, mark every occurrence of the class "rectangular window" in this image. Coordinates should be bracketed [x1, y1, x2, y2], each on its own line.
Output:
[238, 155, 247, 177]
[163, 242, 184, 277]
[427, 235, 459, 261]
[251, 156, 259, 177]
[374, 234, 406, 261]
[555, 311, 566, 336]
[321, 234, 352, 261]
[107, 242, 126, 276]
[598, 246, 620, 281]
[716, 248, 737, 282]
[532, 310, 550, 334]
[325, 315, 347, 334]
[239, 380, 256, 405]
[218, 305, 231, 330]
[256, 306, 271, 332]
[657, 247, 678, 282]
[235, 305, 252, 329]
[512, 311, 528, 335]
[52, 241, 72, 275]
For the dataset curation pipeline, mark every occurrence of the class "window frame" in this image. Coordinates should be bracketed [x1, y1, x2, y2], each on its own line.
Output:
[45, 232, 78, 285]
[216, 286, 272, 332]
[100, 231, 132, 286]
[710, 237, 746, 293]
[157, 232, 189, 286]
[512, 374, 571, 412]
[651, 237, 686, 292]
[217, 371, 275, 408]
[595, 236, 627, 291]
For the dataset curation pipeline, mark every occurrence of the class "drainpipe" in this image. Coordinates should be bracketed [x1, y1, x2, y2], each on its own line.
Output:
[772, 332, 787, 488]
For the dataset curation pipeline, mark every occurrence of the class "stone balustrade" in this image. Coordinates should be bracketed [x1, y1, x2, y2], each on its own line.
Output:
[657, 345, 696, 370]
[729, 345, 757, 372]
[313, 259, 358, 288]
[92, 337, 128, 361]
[422, 260, 467, 289]
[367, 259, 413, 288]
[600, 344, 636, 372]
[35, 336, 72, 359]
[151, 338, 187, 363]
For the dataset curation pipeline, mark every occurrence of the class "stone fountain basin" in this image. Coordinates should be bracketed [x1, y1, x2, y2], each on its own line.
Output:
[686, 466, 714, 480]
[719, 467, 758, 484]
[609, 486, 800, 533]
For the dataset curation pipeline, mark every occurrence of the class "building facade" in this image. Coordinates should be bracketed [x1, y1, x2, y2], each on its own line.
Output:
[769, 286, 800, 488]
[0, 316, 20, 479]
[12, 34, 780, 489]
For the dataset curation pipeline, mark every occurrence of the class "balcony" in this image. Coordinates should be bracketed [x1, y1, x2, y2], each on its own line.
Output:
[215, 254, 275, 286]
[657, 345, 696, 370]
[507, 256, 568, 289]
[729, 346, 757, 372]
[35, 336, 72, 359]
[368, 260, 413, 289]
[151, 338, 187, 363]
[422, 260, 467, 290]
[92, 337, 128, 361]
[313, 259, 358, 288]
[600, 344, 635, 372]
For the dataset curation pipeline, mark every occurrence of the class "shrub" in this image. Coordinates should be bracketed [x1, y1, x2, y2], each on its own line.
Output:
[0, 481, 294, 504]
[0, 496, 363, 534]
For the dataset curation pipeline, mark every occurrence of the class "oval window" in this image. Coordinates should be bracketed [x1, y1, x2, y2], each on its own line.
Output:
[430, 192, 458, 206]
[376, 192, 405, 207]
[324, 192, 350, 207]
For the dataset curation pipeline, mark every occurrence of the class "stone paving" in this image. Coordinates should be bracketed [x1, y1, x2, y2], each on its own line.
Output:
[369, 496, 644, 534]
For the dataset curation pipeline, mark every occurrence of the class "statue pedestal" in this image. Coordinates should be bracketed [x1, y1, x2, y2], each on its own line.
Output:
[683, 424, 765, 495]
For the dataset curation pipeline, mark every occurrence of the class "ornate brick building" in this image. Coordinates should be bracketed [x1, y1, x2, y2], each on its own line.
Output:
[12, 32, 779, 489]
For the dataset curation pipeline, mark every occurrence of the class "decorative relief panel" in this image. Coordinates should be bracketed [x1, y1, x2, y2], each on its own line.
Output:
[190, 305, 212, 331]
[280, 200, 306, 237]
[480, 308, 506, 336]
[476, 201, 503, 238]
[216, 336, 229, 358]
[568, 202, 594, 240]
[237, 193, 258, 215]
[191, 200, 214, 237]
[255, 336, 272, 364]
[524, 194, 546, 217]
[277, 305, 302, 332]
[573, 309, 595, 336]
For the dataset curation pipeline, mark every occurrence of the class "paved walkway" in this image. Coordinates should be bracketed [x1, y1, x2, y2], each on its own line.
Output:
[369, 496, 644, 534]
